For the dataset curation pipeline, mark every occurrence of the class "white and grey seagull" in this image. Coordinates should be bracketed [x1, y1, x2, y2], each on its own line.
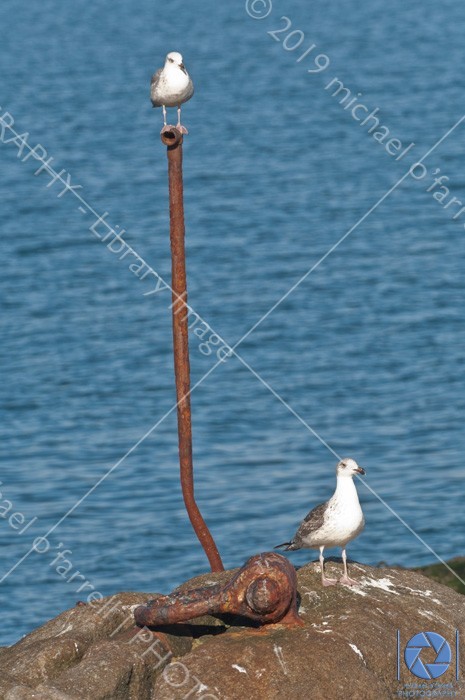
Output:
[150, 51, 194, 134]
[275, 458, 366, 587]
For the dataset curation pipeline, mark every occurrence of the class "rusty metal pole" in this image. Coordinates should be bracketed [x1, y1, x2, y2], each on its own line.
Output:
[160, 127, 224, 573]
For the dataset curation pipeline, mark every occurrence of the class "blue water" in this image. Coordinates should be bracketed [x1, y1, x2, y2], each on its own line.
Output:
[1, 0, 465, 645]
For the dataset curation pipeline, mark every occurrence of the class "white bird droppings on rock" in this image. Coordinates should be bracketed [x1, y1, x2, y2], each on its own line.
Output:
[273, 645, 288, 675]
[400, 586, 434, 598]
[349, 643, 365, 663]
[300, 589, 320, 604]
[348, 586, 368, 596]
[121, 604, 142, 613]
[311, 623, 333, 634]
[232, 664, 247, 674]
[361, 577, 400, 594]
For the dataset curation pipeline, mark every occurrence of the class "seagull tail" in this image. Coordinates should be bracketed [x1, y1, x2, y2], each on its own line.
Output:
[274, 541, 297, 551]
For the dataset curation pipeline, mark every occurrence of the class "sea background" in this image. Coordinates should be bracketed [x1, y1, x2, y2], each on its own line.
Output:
[1, 0, 465, 644]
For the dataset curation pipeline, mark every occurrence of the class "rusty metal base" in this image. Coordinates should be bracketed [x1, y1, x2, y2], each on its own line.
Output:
[134, 552, 304, 630]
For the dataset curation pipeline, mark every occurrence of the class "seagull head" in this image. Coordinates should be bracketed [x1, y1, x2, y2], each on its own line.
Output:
[165, 51, 187, 73]
[336, 458, 365, 477]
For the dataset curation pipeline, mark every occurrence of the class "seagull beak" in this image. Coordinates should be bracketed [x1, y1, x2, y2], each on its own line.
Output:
[179, 62, 187, 74]
[355, 467, 366, 475]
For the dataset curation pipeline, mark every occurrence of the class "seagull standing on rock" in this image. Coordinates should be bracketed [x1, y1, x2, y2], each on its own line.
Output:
[150, 52, 194, 134]
[275, 458, 366, 587]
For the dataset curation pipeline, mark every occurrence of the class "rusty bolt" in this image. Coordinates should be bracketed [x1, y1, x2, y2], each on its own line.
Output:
[246, 577, 281, 615]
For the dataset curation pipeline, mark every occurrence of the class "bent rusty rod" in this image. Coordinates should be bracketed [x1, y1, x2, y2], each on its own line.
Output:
[161, 128, 224, 572]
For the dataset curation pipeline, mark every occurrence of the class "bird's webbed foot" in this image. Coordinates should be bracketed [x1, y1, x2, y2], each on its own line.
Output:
[339, 575, 359, 587]
[160, 124, 176, 135]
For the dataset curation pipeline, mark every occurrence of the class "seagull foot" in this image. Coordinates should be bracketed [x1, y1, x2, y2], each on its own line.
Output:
[321, 576, 338, 587]
[339, 576, 359, 587]
[176, 124, 189, 135]
[160, 124, 177, 135]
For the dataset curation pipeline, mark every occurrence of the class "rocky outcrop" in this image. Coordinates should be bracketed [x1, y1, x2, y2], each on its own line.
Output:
[0, 561, 463, 699]
[415, 556, 465, 595]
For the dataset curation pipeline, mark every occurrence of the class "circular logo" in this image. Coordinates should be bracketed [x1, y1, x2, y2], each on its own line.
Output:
[404, 632, 451, 680]
[245, 0, 273, 20]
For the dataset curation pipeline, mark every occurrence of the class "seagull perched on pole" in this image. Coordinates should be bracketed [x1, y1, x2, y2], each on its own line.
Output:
[150, 52, 194, 134]
[275, 458, 366, 587]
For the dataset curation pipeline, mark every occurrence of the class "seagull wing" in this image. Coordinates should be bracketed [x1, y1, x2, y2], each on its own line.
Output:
[150, 68, 163, 106]
[276, 501, 328, 550]
[294, 501, 327, 543]
[151, 68, 162, 86]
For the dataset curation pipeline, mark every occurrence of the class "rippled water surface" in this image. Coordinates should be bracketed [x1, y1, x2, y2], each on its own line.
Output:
[1, 0, 465, 644]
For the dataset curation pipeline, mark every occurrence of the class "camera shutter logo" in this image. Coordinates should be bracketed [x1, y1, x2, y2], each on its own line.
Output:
[404, 631, 451, 680]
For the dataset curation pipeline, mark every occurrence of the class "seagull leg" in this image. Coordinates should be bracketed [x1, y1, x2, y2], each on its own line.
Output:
[176, 105, 188, 135]
[339, 548, 359, 586]
[160, 105, 174, 135]
[319, 546, 337, 586]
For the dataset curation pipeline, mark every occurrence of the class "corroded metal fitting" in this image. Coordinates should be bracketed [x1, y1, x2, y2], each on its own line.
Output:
[134, 552, 303, 628]
[160, 125, 183, 147]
